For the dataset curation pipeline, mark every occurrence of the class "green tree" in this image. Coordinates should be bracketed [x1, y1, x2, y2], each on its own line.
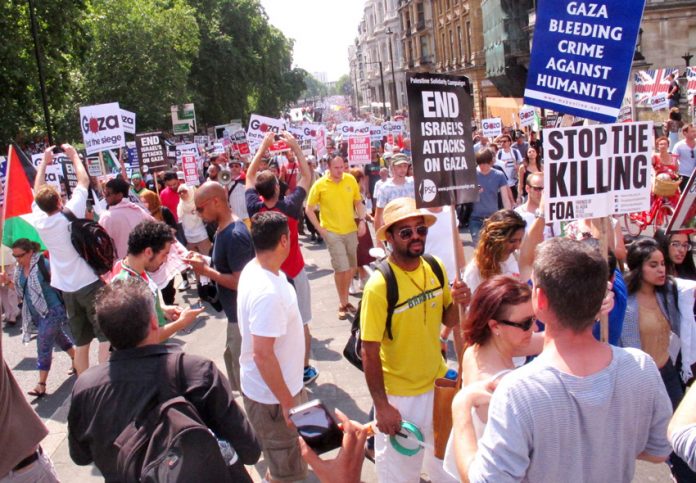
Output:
[334, 74, 353, 98]
[299, 71, 328, 100]
[81, 0, 200, 133]
[0, 0, 88, 146]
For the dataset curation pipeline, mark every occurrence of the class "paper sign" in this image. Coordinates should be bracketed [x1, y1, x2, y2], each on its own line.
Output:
[519, 107, 536, 128]
[650, 93, 669, 111]
[45, 165, 63, 194]
[135, 132, 167, 173]
[182, 155, 200, 186]
[175, 143, 199, 166]
[247, 114, 288, 154]
[336, 122, 370, 137]
[370, 125, 384, 142]
[348, 135, 371, 165]
[524, 0, 646, 123]
[60, 156, 78, 197]
[231, 129, 250, 156]
[667, 172, 696, 233]
[120, 109, 136, 134]
[79, 102, 125, 154]
[481, 118, 502, 138]
[543, 121, 653, 222]
[407, 72, 478, 207]
[86, 156, 103, 177]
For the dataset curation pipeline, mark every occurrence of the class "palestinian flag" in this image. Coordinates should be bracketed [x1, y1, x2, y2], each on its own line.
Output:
[2, 145, 44, 250]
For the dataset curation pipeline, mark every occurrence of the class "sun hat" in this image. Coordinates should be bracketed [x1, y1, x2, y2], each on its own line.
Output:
[375, 197, 436, 241]
[390, 153, 410, 166]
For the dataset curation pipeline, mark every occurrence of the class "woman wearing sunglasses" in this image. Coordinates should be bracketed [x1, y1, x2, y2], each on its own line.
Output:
[621, 238, 696, 482]
[463, 209, 526, 293]
[9, 239, 75, 397]
[443, 275, 541, 477]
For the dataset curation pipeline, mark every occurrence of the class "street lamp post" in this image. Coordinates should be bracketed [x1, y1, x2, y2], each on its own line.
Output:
[365, 60, 388, 119]
[386, 27, 399, 114]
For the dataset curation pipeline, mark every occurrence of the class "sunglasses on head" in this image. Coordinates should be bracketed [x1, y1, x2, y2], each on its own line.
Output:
[496, 315, 536, 331]
[395, 225, 428, 240]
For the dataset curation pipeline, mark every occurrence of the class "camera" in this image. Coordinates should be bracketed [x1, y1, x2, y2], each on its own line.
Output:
[52, 146, 64, 154]
[274, 134, 282, 141]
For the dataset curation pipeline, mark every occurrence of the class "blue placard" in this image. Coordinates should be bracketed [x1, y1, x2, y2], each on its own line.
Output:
[524, 0, 646, 123]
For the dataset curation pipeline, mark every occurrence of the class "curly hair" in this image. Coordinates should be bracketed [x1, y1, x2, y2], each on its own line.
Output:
[474, 210, 526, 280]
[463, 275, 531, 346]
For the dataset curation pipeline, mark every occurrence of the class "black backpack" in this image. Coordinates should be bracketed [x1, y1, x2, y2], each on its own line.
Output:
[115, 353, 233, 483]
[62, 208, 116, 276]
[343, 254, 445, 371]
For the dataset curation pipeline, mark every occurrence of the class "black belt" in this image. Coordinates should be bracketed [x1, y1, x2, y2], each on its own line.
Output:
[13, 446, 42, 472]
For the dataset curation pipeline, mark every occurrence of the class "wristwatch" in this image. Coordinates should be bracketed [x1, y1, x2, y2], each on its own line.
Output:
[534, 208, 544, 219]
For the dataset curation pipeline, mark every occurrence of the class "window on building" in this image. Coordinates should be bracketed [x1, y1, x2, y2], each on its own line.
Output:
[466, 20, 472, 61]
[457, 25, 463, 63]
[417, 2, 425, 29]
[449, 29, 454, 65]
[441, 32, 446, 62]
[420, 35, 430, 61]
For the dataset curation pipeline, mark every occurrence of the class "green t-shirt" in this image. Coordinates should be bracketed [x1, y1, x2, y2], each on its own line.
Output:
[111, 261, 166, 327]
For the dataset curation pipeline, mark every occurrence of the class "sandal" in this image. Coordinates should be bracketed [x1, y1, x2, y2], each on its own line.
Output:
[68, 366, 77, 376]
[338, 305, 349, 320]
[345, 303, 358, 315]
[28, 382, 46, 398]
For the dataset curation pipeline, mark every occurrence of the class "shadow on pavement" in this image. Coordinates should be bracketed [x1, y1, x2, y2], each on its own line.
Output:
[310, 336, 341, 362]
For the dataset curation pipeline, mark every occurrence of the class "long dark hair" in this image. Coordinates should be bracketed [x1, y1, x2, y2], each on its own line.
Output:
[654, 229, 696, 280]
[11, 238, 41, 254]
[625, 238, 672, 296]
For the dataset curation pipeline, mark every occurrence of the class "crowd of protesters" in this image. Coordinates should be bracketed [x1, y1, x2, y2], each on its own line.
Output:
[1, 112, 695, 483]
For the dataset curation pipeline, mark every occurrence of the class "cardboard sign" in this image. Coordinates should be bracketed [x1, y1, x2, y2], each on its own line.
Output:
[481, 118, 502, 138]
[370, 125, 384, 142]
[181, 155, 200, 186]
[60, 157, 78, 197]
[336, 122, 370, 137]
[45, 165, 63, 194]
[315, 127, 327, 158]
[524, 0, 646, 123]
[194, 135, 209, 146]
[86, 156, 103, 177]
[519, 107, 536, 128]
[171, 104, 196, 135]
[135, 132, 167, 174]
[175, 143, 199, 166]
[667, 172, 696, 233]
[650, 93, 669, 111]
[348, 135, 371, 165]
[633, 68, 680, 108]
[231, 129, 250, 156]
[287, 127, 313, 156]
[125, 142, 140, 178]
[120, 109, 136, 134]
[543, 121, 653, 222]
[382, 121, 405, 138]
[247, 114, 288, 154]
[79, 102, 125, 154]
[406, 72, 478, 207]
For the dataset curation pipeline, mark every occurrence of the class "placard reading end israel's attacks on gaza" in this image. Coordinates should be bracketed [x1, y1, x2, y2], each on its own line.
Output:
[543, 121, 653, 222]
[524, 0, 646, 123]
[407, 72, 477, 208]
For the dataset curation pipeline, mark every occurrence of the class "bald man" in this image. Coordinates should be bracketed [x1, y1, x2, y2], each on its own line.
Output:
[186, 182, 254, 392]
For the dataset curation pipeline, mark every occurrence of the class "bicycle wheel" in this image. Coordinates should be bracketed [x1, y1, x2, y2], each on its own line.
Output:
[653, 205, 674, 233]
[623, 213, 642, 236]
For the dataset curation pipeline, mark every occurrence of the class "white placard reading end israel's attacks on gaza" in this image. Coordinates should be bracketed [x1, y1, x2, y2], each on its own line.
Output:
[543, 121, 653, 222]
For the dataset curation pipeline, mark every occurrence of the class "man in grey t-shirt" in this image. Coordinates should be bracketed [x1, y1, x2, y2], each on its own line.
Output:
[451, 238, 672, 482]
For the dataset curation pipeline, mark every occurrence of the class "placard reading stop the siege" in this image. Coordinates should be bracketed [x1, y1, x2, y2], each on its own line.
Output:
[543, 121, 653, 222]
[406, 72, 478, 207]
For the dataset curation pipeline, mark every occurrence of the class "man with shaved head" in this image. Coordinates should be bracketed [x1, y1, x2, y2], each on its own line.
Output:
[186, 181, 254, 392]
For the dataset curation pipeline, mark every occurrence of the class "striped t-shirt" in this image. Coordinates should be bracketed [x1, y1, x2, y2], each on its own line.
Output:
[469, 346, 672, 483]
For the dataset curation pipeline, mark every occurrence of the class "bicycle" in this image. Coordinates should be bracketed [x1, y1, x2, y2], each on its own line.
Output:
[623, 177, 680, 235]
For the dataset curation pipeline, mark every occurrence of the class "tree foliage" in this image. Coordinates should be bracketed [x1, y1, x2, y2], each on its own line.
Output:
[1, 0, 309, 147]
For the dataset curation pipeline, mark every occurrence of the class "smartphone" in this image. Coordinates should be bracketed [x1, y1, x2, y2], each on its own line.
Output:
[52, 146, 64, 154]
[288, 399, 343, 455]
[190, 301, 203, 310]
[274, 134, 282, 141]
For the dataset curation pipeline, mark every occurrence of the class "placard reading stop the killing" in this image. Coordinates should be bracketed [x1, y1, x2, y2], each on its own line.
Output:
[544, 121, 653, 222]
[406, 72, 477, 207]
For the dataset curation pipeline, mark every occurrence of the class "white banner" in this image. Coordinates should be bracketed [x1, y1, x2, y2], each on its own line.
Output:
[370, 125, 383, 142]
[45, 165, 63, 193]
[543, 121, 653, 222]
[519, 107, 535, 128]
[481, 117, 502, 138]
[650, 93, 669, 111]
[246, 114, 288, 153]
[79, 102, 125, 155]
[120, 109, 136, 134]
[336, 122, 369, 137]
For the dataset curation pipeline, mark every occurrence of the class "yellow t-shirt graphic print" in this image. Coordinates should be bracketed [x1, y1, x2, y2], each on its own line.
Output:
[360, 256, 451, 396]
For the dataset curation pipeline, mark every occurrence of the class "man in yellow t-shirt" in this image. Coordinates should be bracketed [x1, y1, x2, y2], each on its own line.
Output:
[305, 156, 367, 320]
[360, 197, 471, 482]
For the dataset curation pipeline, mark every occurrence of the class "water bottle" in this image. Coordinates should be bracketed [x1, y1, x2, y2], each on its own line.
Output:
[217, 438, 238, 465]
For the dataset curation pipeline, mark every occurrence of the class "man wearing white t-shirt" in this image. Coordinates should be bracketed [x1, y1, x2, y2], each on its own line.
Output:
[672, 123, 696, 192]
[33, 145, 108, 374]
[238, 211, 307, 482]
[495, 134, 522, 201]
[514, 172, 559, 240]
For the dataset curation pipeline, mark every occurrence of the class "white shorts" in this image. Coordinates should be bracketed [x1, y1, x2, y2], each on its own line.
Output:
[291, 268, 311, 325]
[375, 390, 457, 483]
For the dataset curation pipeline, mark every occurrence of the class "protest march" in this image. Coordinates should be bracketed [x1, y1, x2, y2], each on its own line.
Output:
[1, 0, 696, 482]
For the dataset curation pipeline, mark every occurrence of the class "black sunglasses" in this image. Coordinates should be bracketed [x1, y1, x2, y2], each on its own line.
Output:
[528, 186, 544, 192]
[496, 315, 536, 331]
[396, 225, 428, 240]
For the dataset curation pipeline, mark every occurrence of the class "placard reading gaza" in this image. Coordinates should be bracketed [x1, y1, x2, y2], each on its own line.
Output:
[543, 121, 653, 222]
[135, 132, 168, 173]
[406, 72, 477, 207]
[79, 102, 125, 154]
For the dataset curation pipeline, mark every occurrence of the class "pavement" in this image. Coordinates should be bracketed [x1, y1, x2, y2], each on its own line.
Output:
[3, 226, 672, 482]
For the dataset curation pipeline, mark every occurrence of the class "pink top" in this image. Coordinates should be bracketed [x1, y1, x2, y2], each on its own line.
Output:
[159, 187, 180, 223]
[98, 200, 154, 259]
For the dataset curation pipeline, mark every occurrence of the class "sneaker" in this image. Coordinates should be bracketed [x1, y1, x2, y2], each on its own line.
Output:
[303, 366, 319, 385]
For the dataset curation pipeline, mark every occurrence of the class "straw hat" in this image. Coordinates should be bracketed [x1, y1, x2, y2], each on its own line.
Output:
[375, 197, 436, 241]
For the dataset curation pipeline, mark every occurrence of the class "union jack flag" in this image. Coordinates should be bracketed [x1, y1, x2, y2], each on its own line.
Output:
[633, 68, 680, 107]
[687, 67, 696, 104]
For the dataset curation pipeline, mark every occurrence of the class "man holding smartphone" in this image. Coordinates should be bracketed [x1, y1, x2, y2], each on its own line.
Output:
[237, 211, 307, 482]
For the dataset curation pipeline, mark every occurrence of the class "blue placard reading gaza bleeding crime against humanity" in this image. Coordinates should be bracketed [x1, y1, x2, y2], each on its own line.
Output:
[524, 0, 646, 123]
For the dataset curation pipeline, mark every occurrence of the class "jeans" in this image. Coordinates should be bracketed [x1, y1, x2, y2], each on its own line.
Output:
[35, 305, 74, 371]
[468, 217, 485, 246]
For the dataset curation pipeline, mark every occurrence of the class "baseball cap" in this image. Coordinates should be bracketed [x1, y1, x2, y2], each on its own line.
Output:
[391, 153, 410, 166]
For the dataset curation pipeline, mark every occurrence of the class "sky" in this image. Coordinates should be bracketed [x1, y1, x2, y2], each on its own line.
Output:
[260, 0, 365, 82]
